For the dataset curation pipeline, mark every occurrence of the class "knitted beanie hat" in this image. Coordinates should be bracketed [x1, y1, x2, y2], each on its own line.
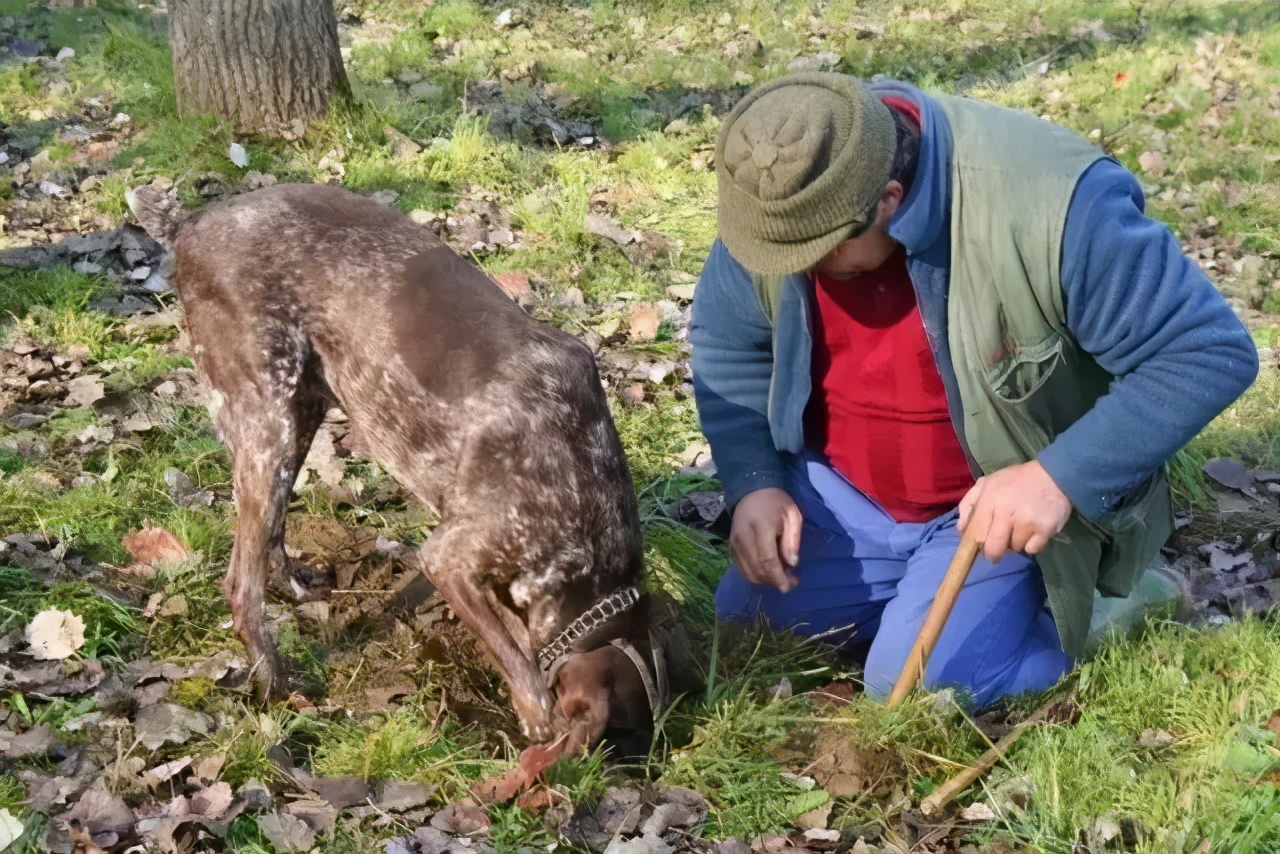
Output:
[715, 72, 896, 275]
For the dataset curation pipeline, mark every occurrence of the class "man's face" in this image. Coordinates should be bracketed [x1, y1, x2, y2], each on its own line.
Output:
[808, 180, 905, 281]
[810, 227, 898, 280]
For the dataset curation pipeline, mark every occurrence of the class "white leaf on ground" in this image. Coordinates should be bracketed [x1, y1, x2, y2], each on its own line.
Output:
[259, 811, 316, 852]
[229, 142, 249, 168]
[64, 375, 105, 407]
[0, 808, 23, 848]
[961, 801, 998, 821]
[25, 608, 86, 660]
[143, 756, 192, 785]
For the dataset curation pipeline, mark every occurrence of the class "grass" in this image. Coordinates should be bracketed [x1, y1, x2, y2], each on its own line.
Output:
[0, 0, 1279, 850]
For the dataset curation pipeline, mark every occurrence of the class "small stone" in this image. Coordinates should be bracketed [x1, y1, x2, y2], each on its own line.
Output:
[561, 286, 585, 307]
[142, 273, 170, 293]
[396, 69, 424, 84]
[154, 381, 177, 396]
[129, 265, 152, 281]
[369, 189, 399, 206]
[72, 260, 103, 275]
[409, 209, 438, 225]
[55, 46, 74, 61]
[78, 175, 101, 193]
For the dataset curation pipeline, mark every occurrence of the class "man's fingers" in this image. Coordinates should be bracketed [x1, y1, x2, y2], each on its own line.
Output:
[984, 516, 1013, 563]
[780, 504, 803, 567]
[956, 479, 984, 533]
[1024, 532, 1051, 555]
[751, 523, 791, 591]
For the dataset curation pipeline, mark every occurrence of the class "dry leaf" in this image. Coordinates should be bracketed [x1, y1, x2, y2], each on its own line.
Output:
[194, 754, 226, 787]
[122, 527, 188, 568]
[627, 304, 661, 342]
[430, 800, 490, 835]
[25, 608, 86, 660]
[258, 811, 315, 852]
[472, 734, 567, 803]
[144, 756, 192, 786]
[192, 782, 234, 819]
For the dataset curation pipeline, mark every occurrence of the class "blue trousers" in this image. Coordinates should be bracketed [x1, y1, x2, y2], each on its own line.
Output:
[715, 452, 1073, 707]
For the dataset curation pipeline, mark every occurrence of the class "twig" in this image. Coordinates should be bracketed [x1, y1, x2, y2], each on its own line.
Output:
[920, 693, 1065, 816]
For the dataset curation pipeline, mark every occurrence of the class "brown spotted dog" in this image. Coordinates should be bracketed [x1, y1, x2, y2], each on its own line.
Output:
[126, 182, 667, 749]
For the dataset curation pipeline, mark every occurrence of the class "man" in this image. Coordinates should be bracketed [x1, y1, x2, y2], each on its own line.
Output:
[689, 72, 1258, 707]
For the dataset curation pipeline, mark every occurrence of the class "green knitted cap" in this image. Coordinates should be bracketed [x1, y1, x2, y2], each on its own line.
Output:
[715, 73, 896, 275]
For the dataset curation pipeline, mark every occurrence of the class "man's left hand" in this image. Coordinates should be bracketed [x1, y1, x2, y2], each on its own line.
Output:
[957, 460, 1073, 563]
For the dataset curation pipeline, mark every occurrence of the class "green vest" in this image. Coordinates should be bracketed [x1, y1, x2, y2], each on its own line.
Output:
[753, 95, 1174, 656]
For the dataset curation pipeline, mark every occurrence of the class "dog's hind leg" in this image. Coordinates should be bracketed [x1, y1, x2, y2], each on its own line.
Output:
[201, 333, 328, 701]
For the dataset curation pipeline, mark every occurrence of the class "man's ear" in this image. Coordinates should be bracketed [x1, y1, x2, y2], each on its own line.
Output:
[876, 180, 905, 226]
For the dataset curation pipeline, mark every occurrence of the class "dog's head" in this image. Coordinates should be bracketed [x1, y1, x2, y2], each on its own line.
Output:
[550, 642, 661, 756]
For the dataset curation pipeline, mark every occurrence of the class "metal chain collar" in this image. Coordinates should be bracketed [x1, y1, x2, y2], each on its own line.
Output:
[537, 586, 640, 673]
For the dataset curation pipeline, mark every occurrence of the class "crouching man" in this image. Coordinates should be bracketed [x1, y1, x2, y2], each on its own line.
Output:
[690, 72, 1258, 706]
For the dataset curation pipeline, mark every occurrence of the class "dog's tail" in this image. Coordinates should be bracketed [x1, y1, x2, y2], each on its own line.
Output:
[124, 184, 183, 247]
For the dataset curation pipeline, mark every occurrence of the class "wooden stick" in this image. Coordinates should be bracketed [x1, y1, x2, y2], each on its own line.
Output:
[920, 694, 1061, 816]
[887, 529, 981, 707]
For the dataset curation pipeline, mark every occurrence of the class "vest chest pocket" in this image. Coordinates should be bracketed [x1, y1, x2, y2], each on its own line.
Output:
[983, 333, 1063, 404]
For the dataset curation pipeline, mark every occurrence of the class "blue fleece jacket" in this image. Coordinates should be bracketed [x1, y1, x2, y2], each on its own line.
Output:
[690, 82, 1258, 521]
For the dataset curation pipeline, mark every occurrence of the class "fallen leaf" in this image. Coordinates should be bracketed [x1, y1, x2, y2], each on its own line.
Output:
[376, 779, 435, 812]
[4, 724, 53, 759]
[64, 375, 105, 407]
[192, 782, 234, 818]
[961, 801, 998, 821]
[794, 801, 831, 831]
[134, 703, 213, 750]
[430, 800, 490, 835]
[24, 609, 86, 660]
[604, 835, 675, 854]
[310, 776, 370, 809]
[628, 304, 661, 342]
[57, 787, 134, 848]
[193, 753, 226, 787]
[122, 527, 188, 568]
[143, 756, 192, 786]
[258, 811, 315, 852]
[0, 808, 23, 849]
[283, 794, 339, 836]
[472, 734, 567, 803]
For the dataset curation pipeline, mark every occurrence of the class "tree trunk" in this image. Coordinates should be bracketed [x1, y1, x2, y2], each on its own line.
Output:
[169, 0, 350, 139]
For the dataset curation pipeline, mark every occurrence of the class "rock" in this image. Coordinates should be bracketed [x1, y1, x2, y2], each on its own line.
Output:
[370, 189, 400, 206]
[396, 69, 424, 84]
[55, 46, 74, 61]
[409, 209, 439, 225]
[142, 272, 170, 293]
[665, 283, 696, 302]
[788, 51, 842, 73]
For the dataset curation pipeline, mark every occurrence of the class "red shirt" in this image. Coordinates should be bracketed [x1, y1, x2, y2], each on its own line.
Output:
[805, 247, 975, 522]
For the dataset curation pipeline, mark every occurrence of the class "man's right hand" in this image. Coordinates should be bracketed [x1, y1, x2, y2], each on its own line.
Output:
[729, 487, 803, 593]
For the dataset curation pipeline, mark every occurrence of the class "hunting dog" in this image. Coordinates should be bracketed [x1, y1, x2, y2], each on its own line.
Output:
[126, 182, 666, 752]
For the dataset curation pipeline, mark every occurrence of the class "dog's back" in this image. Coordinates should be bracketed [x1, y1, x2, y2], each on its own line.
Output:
[175, 184, 641, 640]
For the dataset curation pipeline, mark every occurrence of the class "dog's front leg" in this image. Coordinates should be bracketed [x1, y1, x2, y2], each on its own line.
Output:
[420, 531, 556, 741]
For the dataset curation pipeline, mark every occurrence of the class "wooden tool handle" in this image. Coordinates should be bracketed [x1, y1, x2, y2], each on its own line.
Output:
[887, 529, 982, 707]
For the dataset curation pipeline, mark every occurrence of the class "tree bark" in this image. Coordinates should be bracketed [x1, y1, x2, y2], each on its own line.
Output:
[168, 0, 351, 139]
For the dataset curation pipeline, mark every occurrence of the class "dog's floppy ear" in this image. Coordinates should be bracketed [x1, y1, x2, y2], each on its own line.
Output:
[125, 184, 184, 247]
[552, 645, 650, 755]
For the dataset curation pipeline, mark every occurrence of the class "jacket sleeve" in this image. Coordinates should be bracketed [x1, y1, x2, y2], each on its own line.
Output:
[689, 239, 790, 510]
[1038, 159, 1259, 519]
